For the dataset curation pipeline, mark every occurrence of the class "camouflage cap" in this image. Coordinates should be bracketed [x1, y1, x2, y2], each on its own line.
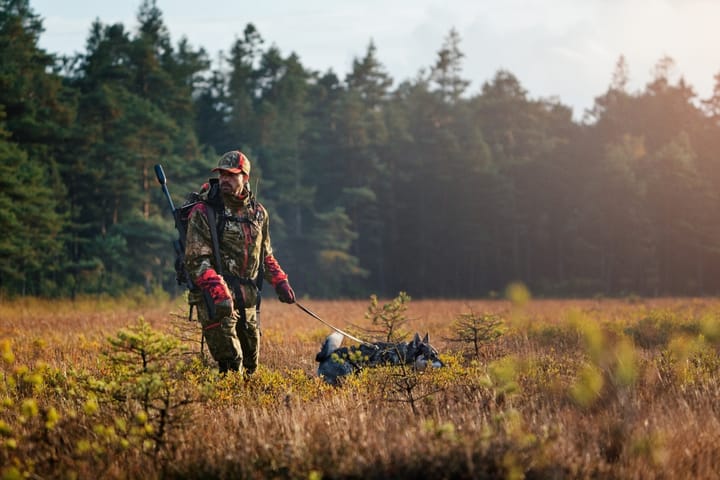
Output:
[212, 150, 251, 175]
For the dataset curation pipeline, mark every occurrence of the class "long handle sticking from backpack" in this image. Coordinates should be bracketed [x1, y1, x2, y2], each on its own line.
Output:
[154, 165, 179, 246]
[154, 165, 191, 284]
[154, 164, 217, 325]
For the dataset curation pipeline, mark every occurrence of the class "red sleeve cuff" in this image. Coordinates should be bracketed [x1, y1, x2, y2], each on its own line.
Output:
[195, 268, 231, 302]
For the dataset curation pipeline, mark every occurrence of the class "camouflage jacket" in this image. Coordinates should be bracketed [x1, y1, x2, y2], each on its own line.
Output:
[184, 187, 288, 308]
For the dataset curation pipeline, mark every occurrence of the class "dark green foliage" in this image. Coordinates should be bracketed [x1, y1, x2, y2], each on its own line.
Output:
[0, 0, 72, 295]
[0, 136, 64, 293]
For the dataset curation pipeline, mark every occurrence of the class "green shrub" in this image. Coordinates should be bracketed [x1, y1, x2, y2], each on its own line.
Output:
[625, 310, 700, 349]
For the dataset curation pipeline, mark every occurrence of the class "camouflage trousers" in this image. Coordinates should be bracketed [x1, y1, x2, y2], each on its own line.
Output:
[196, 302, 260, 375]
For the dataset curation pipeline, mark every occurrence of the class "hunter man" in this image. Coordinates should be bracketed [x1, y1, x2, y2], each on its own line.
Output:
[185, 150, 295, 375]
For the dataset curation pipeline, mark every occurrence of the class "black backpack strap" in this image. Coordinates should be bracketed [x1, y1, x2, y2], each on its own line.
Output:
[205, 203, 224, 276]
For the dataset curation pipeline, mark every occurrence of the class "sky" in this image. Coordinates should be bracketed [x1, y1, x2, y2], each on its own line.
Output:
[30, 0, 720, 118]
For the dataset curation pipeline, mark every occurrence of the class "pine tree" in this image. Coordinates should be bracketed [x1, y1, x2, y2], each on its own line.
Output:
[225, 23, 264, 150]
[0, 0, 73, 295]
[429, 28, 470, 104]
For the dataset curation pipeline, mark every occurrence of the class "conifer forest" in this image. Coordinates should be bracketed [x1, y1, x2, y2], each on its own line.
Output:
[3, 0, 720, 299]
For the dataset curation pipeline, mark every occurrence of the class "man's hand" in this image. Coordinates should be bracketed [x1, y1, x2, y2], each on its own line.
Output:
[195, 269, 237, 319]
[275, 280, 296, 304]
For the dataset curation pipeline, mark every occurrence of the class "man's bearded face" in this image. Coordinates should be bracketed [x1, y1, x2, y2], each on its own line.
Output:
[219, 170, 247, 197]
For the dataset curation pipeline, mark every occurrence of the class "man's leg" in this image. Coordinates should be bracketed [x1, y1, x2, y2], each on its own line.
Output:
[197, 302, 243, 372]
[236, 307, 260, 375]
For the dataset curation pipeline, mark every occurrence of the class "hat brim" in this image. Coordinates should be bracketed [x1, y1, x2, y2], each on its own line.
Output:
[212, 167, 246, 174]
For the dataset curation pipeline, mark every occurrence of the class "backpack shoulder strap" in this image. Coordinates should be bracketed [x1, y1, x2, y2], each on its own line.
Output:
[204, 202, 224, 276]
[199, 178, 225, 275]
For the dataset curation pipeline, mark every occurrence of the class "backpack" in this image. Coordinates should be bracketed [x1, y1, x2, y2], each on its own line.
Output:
[174, 178, 224, 290]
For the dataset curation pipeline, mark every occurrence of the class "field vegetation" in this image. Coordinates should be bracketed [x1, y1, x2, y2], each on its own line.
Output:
[2, 292, 720, 479]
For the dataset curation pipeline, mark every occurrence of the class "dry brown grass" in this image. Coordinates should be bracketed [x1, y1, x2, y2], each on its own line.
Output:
[2, 295, 720, 479]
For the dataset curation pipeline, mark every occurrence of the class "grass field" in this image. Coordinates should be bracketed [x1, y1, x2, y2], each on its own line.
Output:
[2, 294, 720, 479]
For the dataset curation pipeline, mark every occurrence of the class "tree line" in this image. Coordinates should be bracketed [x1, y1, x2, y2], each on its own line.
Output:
[3, 0, 720, 299]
